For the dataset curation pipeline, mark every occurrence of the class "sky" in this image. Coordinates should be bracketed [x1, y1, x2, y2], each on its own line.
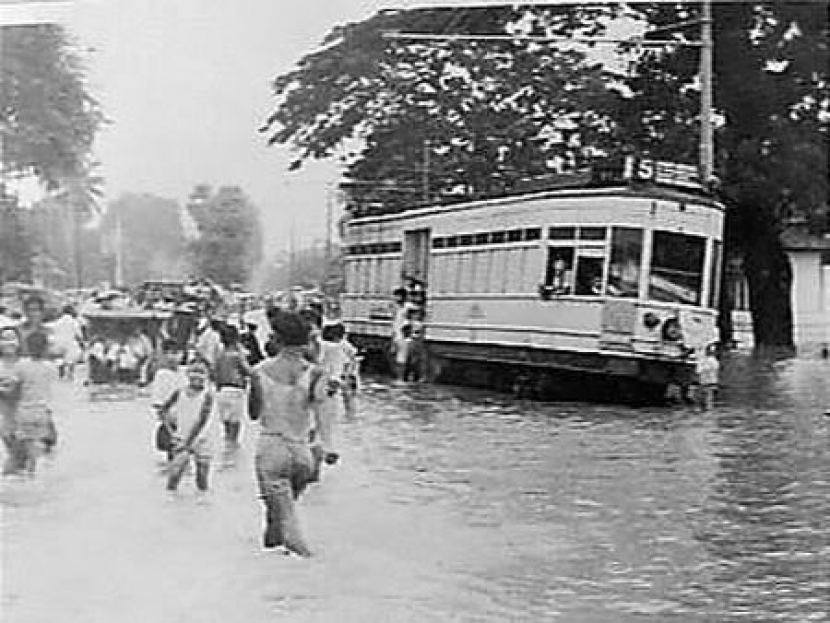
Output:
[58, 0, 383, 256]
[4, 0, 630, 258]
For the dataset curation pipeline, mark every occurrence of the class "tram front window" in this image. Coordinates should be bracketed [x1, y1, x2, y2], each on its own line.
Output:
[648, 231, 705, 305]
[608, 227, 643, 298]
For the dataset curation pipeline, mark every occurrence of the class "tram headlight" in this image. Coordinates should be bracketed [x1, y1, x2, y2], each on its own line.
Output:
[643, 312, 660, 329]
[661, 317, 683, 342]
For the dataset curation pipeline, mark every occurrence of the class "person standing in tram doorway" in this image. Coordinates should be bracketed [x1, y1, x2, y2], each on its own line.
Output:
[389, 287, 414, 378]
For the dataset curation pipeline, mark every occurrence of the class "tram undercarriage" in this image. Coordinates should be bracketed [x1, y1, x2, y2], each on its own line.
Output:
[351, 333, 692, 405]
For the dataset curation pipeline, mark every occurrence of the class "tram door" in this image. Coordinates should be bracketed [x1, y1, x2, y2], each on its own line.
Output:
[402, 228, 430, 310]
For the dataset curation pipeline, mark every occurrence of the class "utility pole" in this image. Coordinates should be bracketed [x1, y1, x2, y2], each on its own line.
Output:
[325, 186, 332, 265]
[422, 138, 430, 204]
[114, 206, 124, 287]
[699, 0, 714, 184]
[288, 215, 296, 287]
[323, 185, 332, 290]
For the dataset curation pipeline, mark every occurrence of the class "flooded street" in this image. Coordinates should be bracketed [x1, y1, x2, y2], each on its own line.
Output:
[1, 354, 828, 622]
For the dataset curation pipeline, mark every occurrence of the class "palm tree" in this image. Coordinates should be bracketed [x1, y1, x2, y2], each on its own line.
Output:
[54, 164, 105, 287]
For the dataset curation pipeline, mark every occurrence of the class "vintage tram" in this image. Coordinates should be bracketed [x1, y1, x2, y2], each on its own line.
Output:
[341, 159, 725, 398]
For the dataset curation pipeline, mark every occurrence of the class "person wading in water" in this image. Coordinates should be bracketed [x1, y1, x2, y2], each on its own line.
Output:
[248, 310, 338, 556]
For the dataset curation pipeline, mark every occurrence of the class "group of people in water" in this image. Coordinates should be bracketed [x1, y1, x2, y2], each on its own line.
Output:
[1, 292, 361, 558]
[148, 303, 359, 557]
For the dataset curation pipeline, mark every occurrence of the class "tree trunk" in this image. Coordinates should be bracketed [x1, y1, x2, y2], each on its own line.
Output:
[717, 254, 734, 348]
[743, 225, 795, 352]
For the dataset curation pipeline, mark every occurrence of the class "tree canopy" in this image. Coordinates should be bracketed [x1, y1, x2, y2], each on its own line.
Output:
[262, 6, 621, 212]
[186, 185, 263, 287]
[264, 3, 828, 347]
[619, 3, 828, 347]
[103, 193, 188, 286]
[0, 24, 104, 186]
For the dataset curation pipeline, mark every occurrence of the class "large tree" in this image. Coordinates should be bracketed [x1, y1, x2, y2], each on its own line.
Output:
[617, 3, 828, 349]
[1, 24, 105, 287]
[263, 3, 828, 348]
[262, 6, 620, 213]
[102, 193, 188, 286]
[1, 24, 103, 184]
[186, 185, 263, 287]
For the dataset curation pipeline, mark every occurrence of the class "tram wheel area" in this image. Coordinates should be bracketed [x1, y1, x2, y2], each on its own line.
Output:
[349, 335, 676, 405]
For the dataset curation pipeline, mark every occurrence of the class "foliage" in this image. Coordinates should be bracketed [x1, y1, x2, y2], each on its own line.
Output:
[102, 193, 188, 286]
[186, 185, 263, 287]
[262, 6, 621, 212]
[263, 3, 828, 347]
[0, 203, 32, 285]
[619, 2, 828, 347]
[1, 25, 104, 185]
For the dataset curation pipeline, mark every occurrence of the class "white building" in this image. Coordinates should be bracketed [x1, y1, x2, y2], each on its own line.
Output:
[729, 228, 830, 355]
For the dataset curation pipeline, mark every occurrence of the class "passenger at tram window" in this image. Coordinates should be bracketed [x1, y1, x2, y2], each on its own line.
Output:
[544, 248, 574, 294]
[607, 259, 640, 297]
[574, 257, 605, 296]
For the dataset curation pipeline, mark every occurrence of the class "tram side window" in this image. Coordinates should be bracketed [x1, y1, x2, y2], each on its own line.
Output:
[574, 256, 605, 296]
[477, 250, 492, 294]
[608, 227, 643, 298]
[544, 247, 574, 294]
[649, 231, 705, 305]
[432, 255, 446, 293]
[487, 249, 502, 293]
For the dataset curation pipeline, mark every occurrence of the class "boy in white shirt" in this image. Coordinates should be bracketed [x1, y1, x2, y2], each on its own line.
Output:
[319, 322, 359, 420]
[158, 357, 215, 492]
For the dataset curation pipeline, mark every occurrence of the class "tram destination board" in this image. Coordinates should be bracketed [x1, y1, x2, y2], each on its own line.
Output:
[591, 156, 705, 193]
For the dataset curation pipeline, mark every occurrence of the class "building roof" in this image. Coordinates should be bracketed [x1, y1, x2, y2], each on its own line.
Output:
[781, 228, 830, 251]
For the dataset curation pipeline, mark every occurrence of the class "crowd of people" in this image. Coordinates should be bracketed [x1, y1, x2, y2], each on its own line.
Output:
[0, 291, 362, 558]
[1, 283, 723, 560]
[149, 304, 359, 556]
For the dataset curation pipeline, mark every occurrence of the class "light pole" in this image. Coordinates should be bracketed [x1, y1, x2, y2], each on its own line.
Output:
[699, 0, 714, 183]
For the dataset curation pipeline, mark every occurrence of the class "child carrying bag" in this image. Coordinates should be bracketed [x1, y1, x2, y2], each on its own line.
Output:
[154, 389, 179, 453]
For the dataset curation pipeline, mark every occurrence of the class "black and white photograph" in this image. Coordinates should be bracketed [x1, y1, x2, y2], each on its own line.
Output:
[1, 0, 828, 620]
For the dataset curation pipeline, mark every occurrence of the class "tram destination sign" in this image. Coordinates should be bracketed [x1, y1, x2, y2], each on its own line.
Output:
[592, 156, 705, 193]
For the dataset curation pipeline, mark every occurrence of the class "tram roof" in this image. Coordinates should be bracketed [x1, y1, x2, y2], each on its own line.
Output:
[347, 183, 725, 226]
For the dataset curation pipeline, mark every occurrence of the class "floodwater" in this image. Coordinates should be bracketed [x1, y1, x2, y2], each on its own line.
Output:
[1, 354, 828, 622]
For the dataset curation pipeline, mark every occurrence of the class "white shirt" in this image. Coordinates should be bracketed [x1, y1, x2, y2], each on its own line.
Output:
[151, 368, 183, 409]
[319, 341, 357, 378]
[50, 314, 83, 350]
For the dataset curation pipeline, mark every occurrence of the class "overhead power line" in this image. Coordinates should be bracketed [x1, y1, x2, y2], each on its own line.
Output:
[383, 32, 703, 48]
